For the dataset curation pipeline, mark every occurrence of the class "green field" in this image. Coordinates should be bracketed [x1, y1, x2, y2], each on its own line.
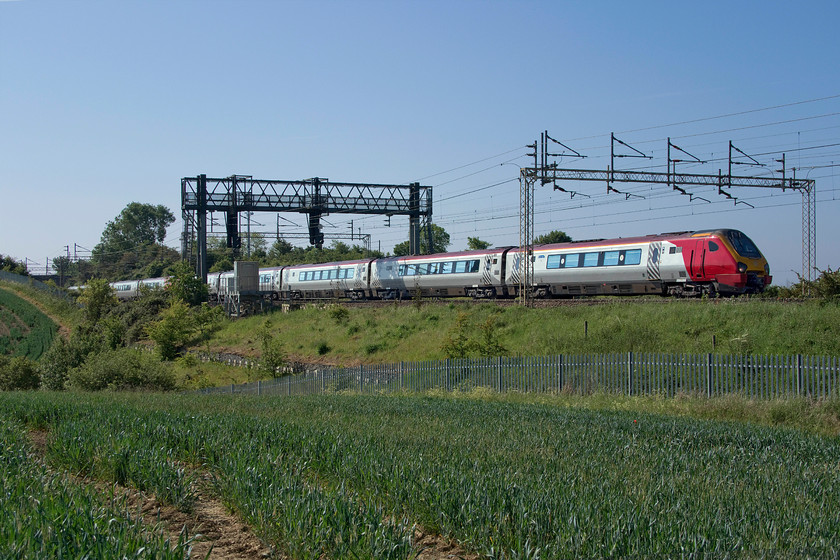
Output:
[2, 391, 838, 559]
[0, 287, 57, 360]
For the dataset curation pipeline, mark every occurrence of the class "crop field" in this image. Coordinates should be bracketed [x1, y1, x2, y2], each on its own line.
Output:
[0, 288, 57, 360]
[1, 391, 839, 559]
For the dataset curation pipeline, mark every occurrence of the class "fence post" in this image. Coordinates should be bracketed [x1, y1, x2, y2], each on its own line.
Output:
[231, 383, 234, 394]
[497, 356, 503, 393]
[706, 353, 713, 398]
[399, 362, 404, 391]
[444, 358, 450, 392]
[257, 380, 262, 396]
[797, 354, 803, 397]
[557, 354, 563, 393]
[627, 351, 634, 396]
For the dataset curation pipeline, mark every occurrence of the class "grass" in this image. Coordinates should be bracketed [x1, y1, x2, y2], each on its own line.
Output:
[2, 391, 838, 559]
[201, 298, 840, 365]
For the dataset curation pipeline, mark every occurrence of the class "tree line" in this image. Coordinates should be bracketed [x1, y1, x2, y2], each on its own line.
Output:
[53, 201, 574, 284]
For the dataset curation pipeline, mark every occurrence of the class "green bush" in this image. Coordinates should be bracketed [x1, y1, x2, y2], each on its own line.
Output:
[38, 326, 103, 391]
[0, 356, 40, 390]
[68, 348, 175, 391]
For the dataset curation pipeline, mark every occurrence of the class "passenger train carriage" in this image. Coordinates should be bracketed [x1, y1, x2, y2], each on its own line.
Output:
[101, 228, 771, 301]
[510, 229, 770, 298]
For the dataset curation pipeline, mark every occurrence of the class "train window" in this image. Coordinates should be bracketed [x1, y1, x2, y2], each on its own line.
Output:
[725, 230, 761, 258]
[454, 261, 467, 273]
[564, 254, 580, 268]
[583, 253, 599, 267]
[346, 269, 354, 279]
[404, 265, 416, 276]
[492, 258, 498, 265]
[469, 260, 480, 273]
[428, 263, 440, 274]
[546, 255, 562, 269]
[441, 262, 453, 274]
[669, 247, 677, 254]
[624, 249, 642, 265]
[708, 241, 719, 252]
[603, 251, 620, 266]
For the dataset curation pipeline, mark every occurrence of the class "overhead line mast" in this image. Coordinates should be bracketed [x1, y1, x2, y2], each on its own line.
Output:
[519, 131, 817, 297]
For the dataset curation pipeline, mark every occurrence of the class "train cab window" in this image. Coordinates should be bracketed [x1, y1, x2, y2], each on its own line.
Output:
[708, 241, 719, 252]
[583, 253, 600, 267]
[492, 258, 498, 265]
[603, 251, 620, 266]
[669, 247, 676, 254]
[441, 262, 453, 274]
[624, 249, 642, 265]
[563, 254, 580, 268]
[725, 230, 761, 258]
[546, 255, 562, 269]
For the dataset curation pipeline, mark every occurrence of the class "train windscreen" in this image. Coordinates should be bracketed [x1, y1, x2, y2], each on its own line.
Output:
[725, 230, 762, 259]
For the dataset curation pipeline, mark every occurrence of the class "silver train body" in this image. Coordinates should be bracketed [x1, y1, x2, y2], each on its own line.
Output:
[98, 229, 769, 301]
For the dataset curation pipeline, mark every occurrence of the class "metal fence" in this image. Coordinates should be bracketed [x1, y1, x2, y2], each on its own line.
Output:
[197, 352, 840, 400]
[0, 270, 74, 302]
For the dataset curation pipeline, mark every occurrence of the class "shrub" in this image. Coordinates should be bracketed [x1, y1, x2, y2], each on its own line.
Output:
[68, 348, 175, 391]
[145, 301, 195, 360]
[328, 304, 350, 325]
[0, 355, 40, 390]
[258, 319, 286, 375]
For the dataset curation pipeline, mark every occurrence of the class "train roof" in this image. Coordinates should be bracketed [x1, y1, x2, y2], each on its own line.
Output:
[283, 258, 376, 270]
[381, 248, 504, 262]
[533, 230, 738, 252]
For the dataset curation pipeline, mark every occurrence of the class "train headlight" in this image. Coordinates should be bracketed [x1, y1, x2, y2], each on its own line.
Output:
[764, 263, 770, 276]
[737, 262, 748, 273]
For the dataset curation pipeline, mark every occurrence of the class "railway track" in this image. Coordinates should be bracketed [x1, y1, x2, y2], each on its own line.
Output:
[259, 294, 789, 311]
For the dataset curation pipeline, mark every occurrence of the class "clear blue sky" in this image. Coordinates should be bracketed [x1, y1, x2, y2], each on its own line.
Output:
[2, 0, 838, 285]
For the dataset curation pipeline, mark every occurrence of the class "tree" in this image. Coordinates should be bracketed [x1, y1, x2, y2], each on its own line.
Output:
[165, 261, 209, 306]
[77, 278, 117, 324]
[0, 254, 28, 276]
[533, 230, 572, 245]
[467, 237, 491, 251]
[392, 224, 451, 256]
[92, 202, 177, 279]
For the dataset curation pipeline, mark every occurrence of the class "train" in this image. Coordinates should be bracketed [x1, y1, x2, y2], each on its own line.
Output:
[102, 228, 771, 302]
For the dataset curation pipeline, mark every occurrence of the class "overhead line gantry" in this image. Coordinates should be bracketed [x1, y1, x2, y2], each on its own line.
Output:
[182, 174, 432, 282]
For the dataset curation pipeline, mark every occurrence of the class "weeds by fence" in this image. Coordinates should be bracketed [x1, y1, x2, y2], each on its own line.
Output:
[197, 351, 840, 400]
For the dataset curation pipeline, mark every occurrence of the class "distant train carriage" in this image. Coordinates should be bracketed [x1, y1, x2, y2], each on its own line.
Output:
[281, 259, 374, 300]
[372, 248, 509, 299]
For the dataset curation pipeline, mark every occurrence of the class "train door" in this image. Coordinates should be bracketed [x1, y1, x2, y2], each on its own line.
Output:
[687, 239, 708, 281]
